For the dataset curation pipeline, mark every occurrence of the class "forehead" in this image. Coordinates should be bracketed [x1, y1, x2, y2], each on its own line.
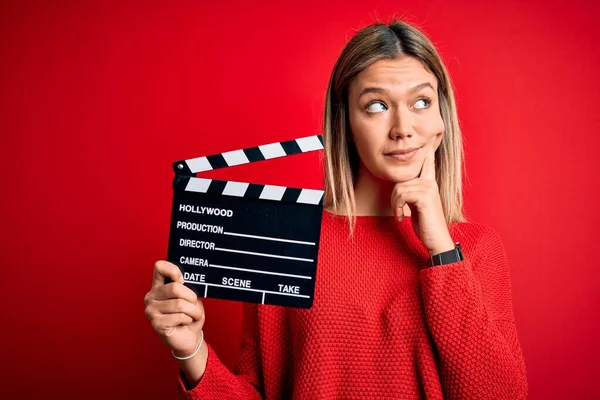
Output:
[350, 56, 437, 93]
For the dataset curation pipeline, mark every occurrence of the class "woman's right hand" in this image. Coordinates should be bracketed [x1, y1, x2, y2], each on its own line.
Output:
[144, 260, 205, 357]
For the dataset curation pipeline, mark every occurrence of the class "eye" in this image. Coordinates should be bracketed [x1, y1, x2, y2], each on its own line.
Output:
[366, 101, 387, 113]
[414, 97, 431, 109]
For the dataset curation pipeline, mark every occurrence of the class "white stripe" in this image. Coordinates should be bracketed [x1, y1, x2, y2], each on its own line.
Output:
[185, 177, 212, 193]
[295, 136, 323, 152]
[186, 156, 213, 173]
[223, 231, 315, 245]
[262, 292, 265, 304]
[296, 189, 324, 205]
[222, 149, 249, 167]
[209, 263, 312, 279]
[185, 281, 310, 298]
[258, 142, 286, 159]
[259, 185, 286, 201]
[204, 285, 208, 297]
[222, 181, 249, 197]
[215, 247, 313, 262]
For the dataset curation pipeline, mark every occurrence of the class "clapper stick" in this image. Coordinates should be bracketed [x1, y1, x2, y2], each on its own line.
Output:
[167, 135, 325, 309]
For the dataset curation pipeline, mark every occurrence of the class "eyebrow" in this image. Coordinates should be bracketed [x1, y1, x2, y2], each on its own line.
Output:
[358, 82, 435, 99]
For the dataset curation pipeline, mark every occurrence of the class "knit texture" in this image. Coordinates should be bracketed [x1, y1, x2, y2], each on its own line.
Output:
[177, 210, 528, 399]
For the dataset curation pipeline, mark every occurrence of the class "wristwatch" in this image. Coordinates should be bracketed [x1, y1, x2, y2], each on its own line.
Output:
[428, 242, 464, 266]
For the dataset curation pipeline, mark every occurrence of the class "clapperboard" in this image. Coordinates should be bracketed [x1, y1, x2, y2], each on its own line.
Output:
[166, 135, 324, 309]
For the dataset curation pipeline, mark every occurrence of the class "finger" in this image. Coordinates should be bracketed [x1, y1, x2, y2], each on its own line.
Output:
[395, 204, 405, 221]
[155, 281, 198, 304]
[392, 190, 427, 210]
[391, 183, 427, 206]
[419, 141, 436, 181]
[154, 298, 204, 321]
[392, 180, 428, 191]
[154, 312, 194, 332]
[153, 261, 184, 288]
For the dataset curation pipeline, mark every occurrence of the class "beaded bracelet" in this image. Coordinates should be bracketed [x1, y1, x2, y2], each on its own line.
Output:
[171, 330, 204, 361]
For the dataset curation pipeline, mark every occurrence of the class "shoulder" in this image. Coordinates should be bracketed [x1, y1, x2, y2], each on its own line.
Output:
[449, 219, 503, 244]
[449, 220, 507, 263]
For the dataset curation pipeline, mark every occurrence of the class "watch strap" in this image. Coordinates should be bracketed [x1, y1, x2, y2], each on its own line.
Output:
[429, 242, 464, 266]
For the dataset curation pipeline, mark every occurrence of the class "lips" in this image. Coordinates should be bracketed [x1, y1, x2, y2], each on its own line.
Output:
[384, 146, 421, 155]
[384, 146, 421, 161]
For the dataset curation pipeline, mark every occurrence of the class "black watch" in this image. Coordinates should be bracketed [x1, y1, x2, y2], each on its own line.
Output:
[429, 242, 464, 266]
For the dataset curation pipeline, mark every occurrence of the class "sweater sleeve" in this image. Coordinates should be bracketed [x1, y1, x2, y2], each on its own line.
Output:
[176, 303, 264, 399]
[419, 225, 528, 399]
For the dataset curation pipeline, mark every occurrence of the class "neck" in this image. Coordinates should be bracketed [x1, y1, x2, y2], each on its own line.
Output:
[353, 163, 411, 217]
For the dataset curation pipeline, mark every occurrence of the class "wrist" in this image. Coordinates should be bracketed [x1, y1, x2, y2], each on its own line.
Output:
[173, 346, 198, 359]
[172, 331, 204, 360]
[428, 238, 455, 257]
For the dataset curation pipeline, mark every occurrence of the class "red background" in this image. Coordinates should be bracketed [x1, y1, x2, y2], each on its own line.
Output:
[1, 0, 599, 398]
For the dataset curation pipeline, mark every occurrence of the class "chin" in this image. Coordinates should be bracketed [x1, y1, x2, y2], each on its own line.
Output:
[377, 167, 420, 183]
[360, 162, 421, 184]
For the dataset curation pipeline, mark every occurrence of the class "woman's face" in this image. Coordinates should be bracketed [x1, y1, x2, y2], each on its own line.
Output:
[347, 56, 445, 183]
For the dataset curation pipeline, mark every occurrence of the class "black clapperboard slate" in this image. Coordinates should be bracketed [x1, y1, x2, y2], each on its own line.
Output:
[167, 135, 324, 309]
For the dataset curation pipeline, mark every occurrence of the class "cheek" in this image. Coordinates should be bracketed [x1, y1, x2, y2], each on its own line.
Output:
[349, 112, 381, 157]
[352, 133, 379, 163]
[348, 108, 370, 137]
[418, 114, 445, 138]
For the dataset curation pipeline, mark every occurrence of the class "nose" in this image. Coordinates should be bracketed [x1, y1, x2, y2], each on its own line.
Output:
[389, 106, 414, 140]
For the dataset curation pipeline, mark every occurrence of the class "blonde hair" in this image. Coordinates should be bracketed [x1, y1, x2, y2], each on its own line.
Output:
[323, 19, 467, 234]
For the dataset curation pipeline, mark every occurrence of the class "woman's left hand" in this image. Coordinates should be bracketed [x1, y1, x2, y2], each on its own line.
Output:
[391, 140, 455, 257]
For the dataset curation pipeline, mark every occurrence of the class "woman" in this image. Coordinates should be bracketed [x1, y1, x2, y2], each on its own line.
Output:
[144, 19, 528, 399]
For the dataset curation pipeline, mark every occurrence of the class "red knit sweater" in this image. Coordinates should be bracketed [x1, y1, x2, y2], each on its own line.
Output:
[177, 210, 528, 399]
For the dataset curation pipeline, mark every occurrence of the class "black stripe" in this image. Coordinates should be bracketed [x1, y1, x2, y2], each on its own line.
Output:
[172, 176, 191, 190]
[206, 154, 228, 170]
[280, 139, 302, 155]
[318, 194, 324, 205]
[245, 184, 265, 199]
[244, 147, 265, 163]
[281, 188, 301, 203]
[317, 134, 324, 147]
[207, 179, 226, 195]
